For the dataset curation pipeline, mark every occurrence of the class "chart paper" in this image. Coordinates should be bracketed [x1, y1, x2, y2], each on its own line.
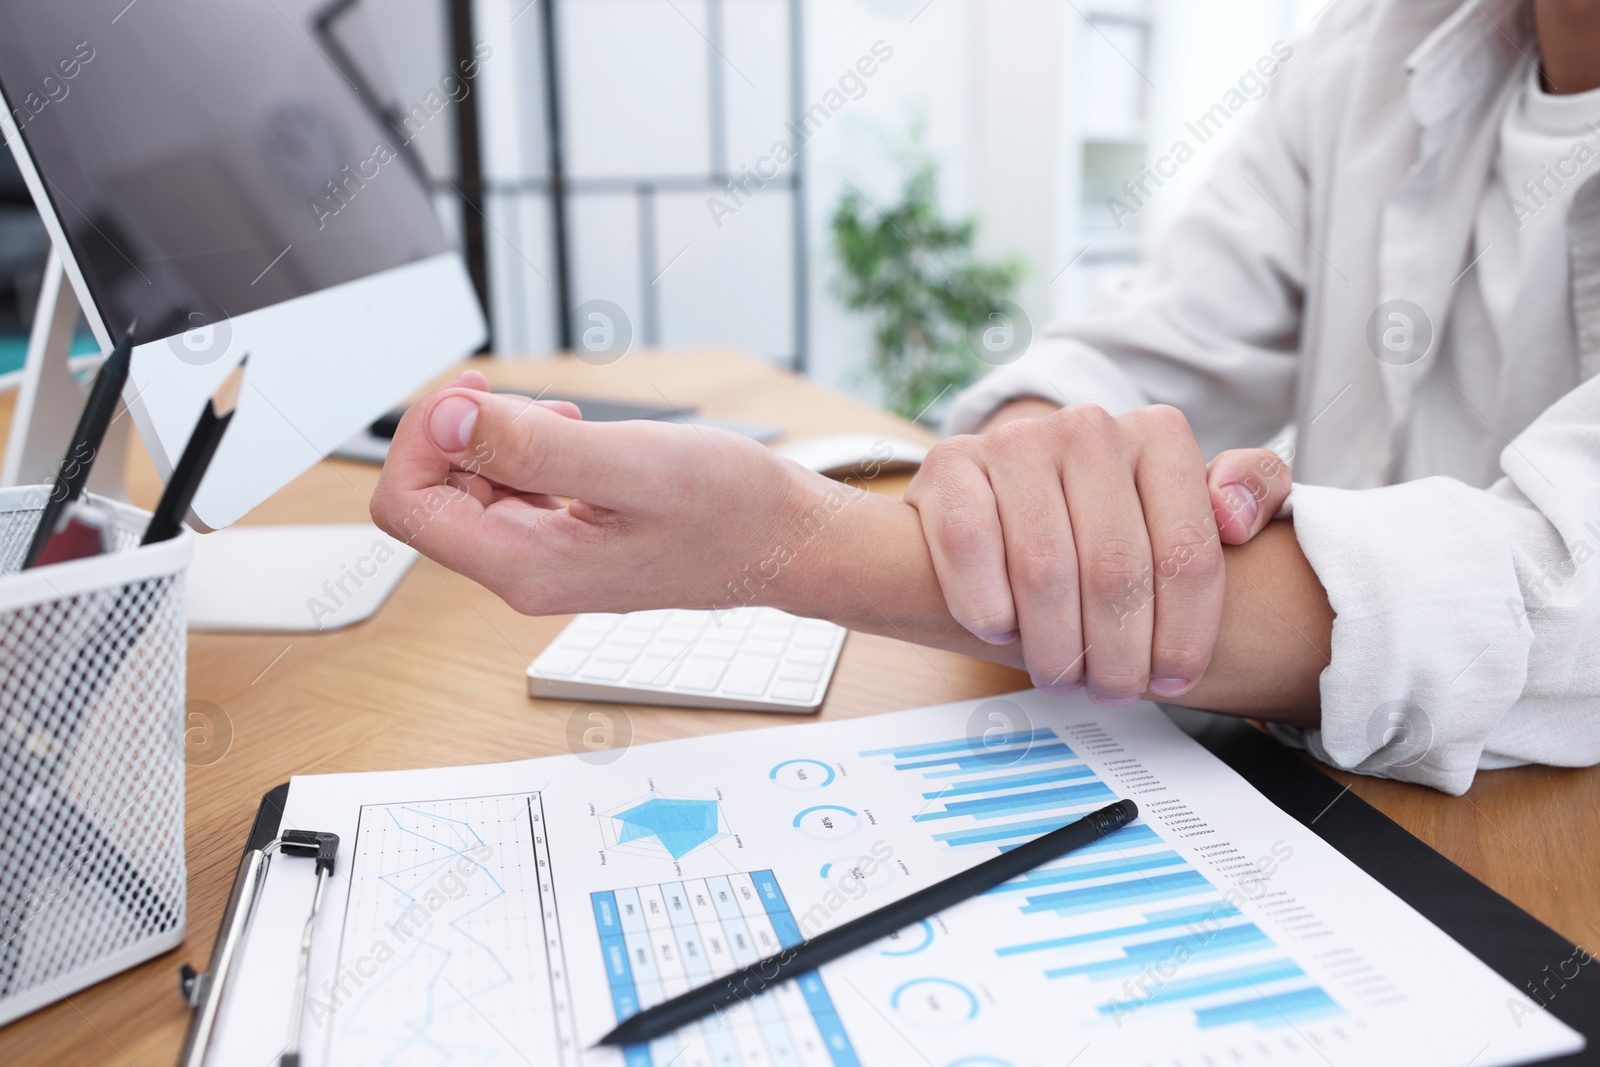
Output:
[208, 692, 1583, 1067]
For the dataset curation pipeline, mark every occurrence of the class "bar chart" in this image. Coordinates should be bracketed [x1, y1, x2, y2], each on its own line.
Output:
[591, 870, 861, 1067]
[860, 728, 1344, 1035]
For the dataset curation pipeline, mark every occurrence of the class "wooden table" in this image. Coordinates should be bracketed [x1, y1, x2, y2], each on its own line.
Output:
[3, 349, 1596, 1065]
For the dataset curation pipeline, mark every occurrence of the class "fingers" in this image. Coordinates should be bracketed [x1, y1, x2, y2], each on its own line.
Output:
[987, 445, 1082, 690]
[912, 403, 1236, 705]
[906, 441, 1018, 643]
[538, 399, 584, 421]
[1124, 406, 1225, 700]
[1208, 448, 1293, 544]
[420, 387, 678, 509]
[370, 394, 502, 571]
[371, 384, 627, 596]
[1056, 405, 1152, 706]
[447, 367, 490, 392]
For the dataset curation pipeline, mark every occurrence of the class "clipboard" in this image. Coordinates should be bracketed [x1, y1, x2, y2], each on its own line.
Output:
[177, 784, 336, 1067]
[182, 721, 1600, 1066]
[1170, 709, 1600, 1066]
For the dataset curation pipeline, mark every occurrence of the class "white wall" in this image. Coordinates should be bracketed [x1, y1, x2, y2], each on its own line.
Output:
[384, 0, 1323, 400]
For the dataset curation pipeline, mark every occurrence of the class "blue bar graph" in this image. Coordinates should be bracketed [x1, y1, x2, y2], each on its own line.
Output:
[1045, 924, 1273, 980]
[923, 764, 1096, 798]
[892, 741, 1080, 773]
[1020, 870, 1215, 916]
[934, 816, 1087, 847]
[997, 822, 1162, 856]
[862, 729, 1061, 759]
[986, 852, 1187, 893]
[1196, 986, 1343, 1028]
[861, 727, 1345, 1035]
[1098, 958, 1305, 1013]
[997, 902, 1242, 956]
[913, 782, 1116, 822]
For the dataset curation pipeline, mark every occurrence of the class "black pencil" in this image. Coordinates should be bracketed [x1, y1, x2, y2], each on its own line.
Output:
[595, 798, 1139, 1049]
[21, 323, 136, 568]
[142, 357, 245, 545]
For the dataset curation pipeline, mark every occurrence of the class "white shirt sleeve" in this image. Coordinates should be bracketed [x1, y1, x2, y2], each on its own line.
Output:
[945, 27, 1334, 454]
[1284, 375, 1600, 794]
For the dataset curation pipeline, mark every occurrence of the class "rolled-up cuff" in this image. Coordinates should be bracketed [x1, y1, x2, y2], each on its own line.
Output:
[1287, 480, 1533, 795]
[943, 340, 1150, 435]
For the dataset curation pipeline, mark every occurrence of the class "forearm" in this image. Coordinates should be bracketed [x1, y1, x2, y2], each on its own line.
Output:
[979, 396, 1060, 430]
[767, 486, 1328, 726]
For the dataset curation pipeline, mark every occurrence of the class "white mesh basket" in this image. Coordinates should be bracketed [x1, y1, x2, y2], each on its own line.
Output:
[0, 484, 191, 1026]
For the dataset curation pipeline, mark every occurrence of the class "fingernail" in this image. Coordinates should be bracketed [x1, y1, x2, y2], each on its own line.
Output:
[1148, 677, 1192, 697]
[1220, 483, 1258, 531]
[1033, 675, 1081, 694]
[429, 395, 479, 452]
[1089, 694, 1138, 708]
[981, 629, 1020, 645]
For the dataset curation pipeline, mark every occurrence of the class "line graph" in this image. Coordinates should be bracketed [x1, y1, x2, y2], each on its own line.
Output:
[325, 792, 580, 1065]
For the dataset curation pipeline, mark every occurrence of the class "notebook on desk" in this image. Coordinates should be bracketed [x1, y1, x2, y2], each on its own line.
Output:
[182, 692, 1593, 1067]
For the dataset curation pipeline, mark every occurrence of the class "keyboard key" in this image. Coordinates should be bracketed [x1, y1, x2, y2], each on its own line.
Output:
[743, 638, 787, 658]
[721, 655, 779, 696]
[580, 659, 630, 682]
[792, 624, 839, 648]
[532, 649, 589, 677]
[627, 656, 681, 686]
[695, 640, 739, 660]
[777, 662, 824, 683]
[788, 646, 830, 665]
[673, 659, 727, 692]
[752, 622, 796, 642]
[629, 609, 673, 625]
[666, 610, 711, 631]
[769, 681, 817, 704]
[665, 607, 710, 627]
[559, 631, 605, 651]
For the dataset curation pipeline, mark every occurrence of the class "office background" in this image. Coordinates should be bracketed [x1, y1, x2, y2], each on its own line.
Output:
[0, 0, 1318, 411]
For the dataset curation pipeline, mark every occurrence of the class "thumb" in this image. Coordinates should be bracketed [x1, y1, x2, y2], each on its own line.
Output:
[1208, 448, 1292, 544]
[423, 388, 669, 508]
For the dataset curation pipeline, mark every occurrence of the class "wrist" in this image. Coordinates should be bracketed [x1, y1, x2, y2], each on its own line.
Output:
[698, 462, 872, 618]
[764, 475, 950, 633]
[979, 396, 1060, 432]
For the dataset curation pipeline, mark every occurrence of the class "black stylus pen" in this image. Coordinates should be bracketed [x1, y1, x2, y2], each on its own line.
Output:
[596, 798, 1139, 1049]
[21, 323, 136, 568]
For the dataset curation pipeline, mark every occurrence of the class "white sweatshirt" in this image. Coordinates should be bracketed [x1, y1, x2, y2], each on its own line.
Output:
[944, 0, 1600, 794]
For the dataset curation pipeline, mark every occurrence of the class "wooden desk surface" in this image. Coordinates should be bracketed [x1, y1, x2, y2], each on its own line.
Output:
[2, 349, 1596, 1065]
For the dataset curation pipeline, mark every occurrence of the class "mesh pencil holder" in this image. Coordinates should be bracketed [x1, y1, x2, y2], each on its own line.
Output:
[0, 484, 192, 1025]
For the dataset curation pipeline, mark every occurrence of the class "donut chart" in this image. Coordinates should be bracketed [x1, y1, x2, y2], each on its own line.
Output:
[769, 758, 836, 790]
[792, 804, 863, 839]
[890, 977, 981, 1030]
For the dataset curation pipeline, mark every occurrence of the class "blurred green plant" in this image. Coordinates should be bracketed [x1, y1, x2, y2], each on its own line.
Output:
[831, 156, 1023, 421]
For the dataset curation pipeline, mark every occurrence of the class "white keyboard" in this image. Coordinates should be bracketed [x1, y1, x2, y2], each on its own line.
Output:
[527, 607, 847, 713]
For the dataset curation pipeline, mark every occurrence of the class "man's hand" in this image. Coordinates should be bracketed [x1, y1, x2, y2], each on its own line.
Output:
[370, 371, 844, 617]
[905, 401, 1291, 705]
[371, 374, 1328, 724]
